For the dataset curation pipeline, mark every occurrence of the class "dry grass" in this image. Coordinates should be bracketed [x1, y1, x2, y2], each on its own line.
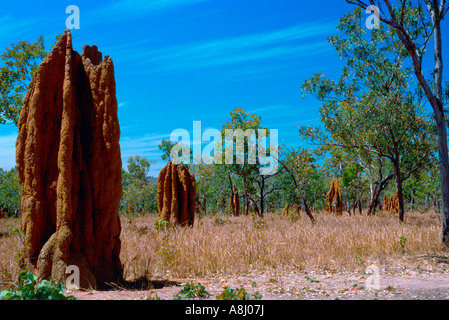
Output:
[0, 218, 23, 290]
[120, 211, 444, 280]
[0, 210, 444, 290]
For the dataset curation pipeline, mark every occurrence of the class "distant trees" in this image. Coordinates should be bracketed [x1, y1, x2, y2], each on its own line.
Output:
[0, 167, 20, 217]
[299, 7, 437, 221]
[121, 156, 157, 214]
[0, 36, 47, 125]
[345, 0, 449, 252]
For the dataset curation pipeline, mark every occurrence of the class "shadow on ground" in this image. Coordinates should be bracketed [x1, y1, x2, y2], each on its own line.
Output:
[106, 277, 181, 291]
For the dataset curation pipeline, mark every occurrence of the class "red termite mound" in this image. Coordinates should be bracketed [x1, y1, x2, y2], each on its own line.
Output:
[230, 187, 240, 217]
[325, 178, 344, 215]
[16, 30, 123, 289]
[157, 162, 196, 227]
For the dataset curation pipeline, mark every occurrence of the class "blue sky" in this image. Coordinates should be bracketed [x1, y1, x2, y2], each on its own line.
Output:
[0, 1, 447, 176]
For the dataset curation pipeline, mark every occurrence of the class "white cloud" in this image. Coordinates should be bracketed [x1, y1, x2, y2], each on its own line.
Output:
[0, 15, 49, 41]
[96, 0, 209, 21]
[118, 20, 336, 77]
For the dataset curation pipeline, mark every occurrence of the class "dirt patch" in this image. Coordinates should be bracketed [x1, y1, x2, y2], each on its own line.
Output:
[68, 257, 449, 300]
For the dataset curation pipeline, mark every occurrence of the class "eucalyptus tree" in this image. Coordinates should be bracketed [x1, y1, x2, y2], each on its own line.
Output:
[274, 146, 319, 223]
[345, 0, 449, 246]
[221, 107, 265, 215]
[299, 7, 436, 221]
[322, 146, 370, 214]
[0, 36, 47, 125]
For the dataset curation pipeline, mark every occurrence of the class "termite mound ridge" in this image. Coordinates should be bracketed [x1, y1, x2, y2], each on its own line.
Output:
[230, 187, 240, 217]
[157, 162, 196, 227]
[282, 203, 300, 217]
[16, 30, 123, 289]
[383, 191, 399, 214]
[325, 178, 344, 215]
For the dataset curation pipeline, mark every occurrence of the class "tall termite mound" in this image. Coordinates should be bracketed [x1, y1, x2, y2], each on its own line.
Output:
[325, 178, 344, 215]
[282, 204, 290, 217]
[157, 162, 196, 227]
[16, 30, 123, 289]
[230, 187, 240, 216]
[383, 191, 399, 213]
[282, 203, 300, 217]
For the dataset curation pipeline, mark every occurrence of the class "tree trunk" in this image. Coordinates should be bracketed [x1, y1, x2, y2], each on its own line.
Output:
[260, 175, 265, 214]
[277, 159, 315, 224]
[406, 3, 449, 244]
[346, 0, 449, 247]
[368, 173, 394, 215]
[393, 159, 405, 222]
[344, 187, 351, 215]
[367, 183, 379, 216]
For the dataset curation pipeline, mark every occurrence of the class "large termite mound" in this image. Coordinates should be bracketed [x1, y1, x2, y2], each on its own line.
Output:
[325, 178, 344, 215]
[282, 204, 290, 217]
[383, 191, 399, 213]
[230, 187, 240, 216]
[282, 203, 300, 217]
[157, 162, 196, 227]
[16, 30, 123, 289]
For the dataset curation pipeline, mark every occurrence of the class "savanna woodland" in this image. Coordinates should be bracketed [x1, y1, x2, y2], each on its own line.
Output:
[1, 0, 449, 301]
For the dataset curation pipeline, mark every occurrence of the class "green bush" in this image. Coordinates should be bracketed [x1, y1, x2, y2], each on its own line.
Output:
[0, 167, 21, 217]
[154, 219, 168, 231]
[173, 282, 210, 300]
[216, 286, 262, 300]
[0, 270, 77, 300]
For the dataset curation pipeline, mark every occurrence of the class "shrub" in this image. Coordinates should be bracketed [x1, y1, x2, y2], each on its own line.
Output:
[173, 282, 210, 300]
[0, 168, 21, 217]
[154, 219, 168, 231]
[216, 286, 262, 300]
[0, 270, 77, 300]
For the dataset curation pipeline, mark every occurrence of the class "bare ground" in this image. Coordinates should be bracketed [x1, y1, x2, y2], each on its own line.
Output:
[69, 254, 449, 300]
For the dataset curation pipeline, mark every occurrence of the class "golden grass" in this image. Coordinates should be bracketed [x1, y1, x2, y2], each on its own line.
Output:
[120, 211, 444, 280]
[0, 211, 444, 290]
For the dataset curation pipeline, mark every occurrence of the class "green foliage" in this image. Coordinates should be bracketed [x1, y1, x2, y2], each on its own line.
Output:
[396, 236, 408, 253]
[158, 138, 193, 164]
[0, 270, 76, 300]
[173, 282, 210, 300]
[213, 215, 230, 226]
[251, 214, 267, 229]
[158, 139, 176, 162]
[299, 7, 437, 217]
[121, 156, 158, 214]
[216, 285, 262, 300]
[0, 36, 47, 125]
[126, 155, 153, 181]
[0, 167, 21, 217]
[189, 164, 229, 215]
[221, 108, 266, 204]
[158, 234, 176, 267]
[154, 219, 168, 231]
[289, 211, 300, 223]
[304, 276, 319, 283]
[282, 147, 326, 208]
